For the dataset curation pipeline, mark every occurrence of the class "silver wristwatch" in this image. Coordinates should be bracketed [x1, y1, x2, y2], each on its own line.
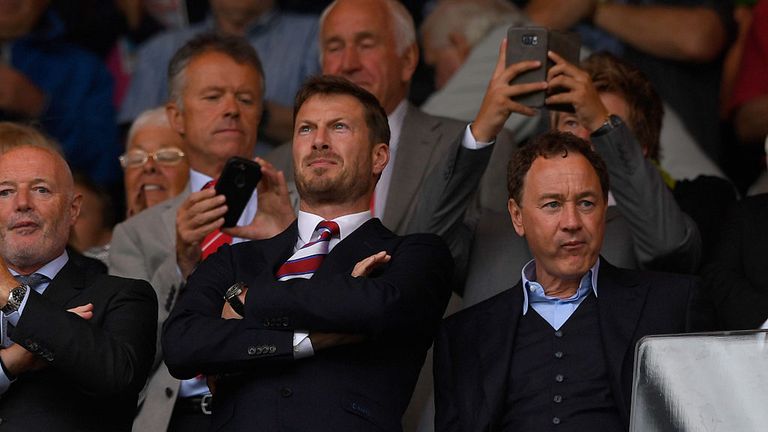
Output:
[2, 284, 29, 314]
[224, 282, 246, 316]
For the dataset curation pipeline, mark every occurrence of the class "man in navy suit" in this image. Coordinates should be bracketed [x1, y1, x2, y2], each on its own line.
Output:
[162, 75, 453, 431]
[434, 131, 709, 432]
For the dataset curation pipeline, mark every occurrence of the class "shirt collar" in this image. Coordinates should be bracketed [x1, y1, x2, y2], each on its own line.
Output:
[189, 169, 213, 192]
[296, 210, 372, 248]
[9, 249, 69, 281]
[520, 257, 600, 315]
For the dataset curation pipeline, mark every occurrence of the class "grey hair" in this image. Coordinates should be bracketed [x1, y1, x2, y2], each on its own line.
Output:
[421, 0, 522, 51]
[126, 107, 171, 147]
[319, 0, 416, 56]
[167, 33, 265, 110]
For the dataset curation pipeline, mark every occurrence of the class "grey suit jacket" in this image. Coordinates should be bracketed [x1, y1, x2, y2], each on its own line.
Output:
[109, 186, 191, 432]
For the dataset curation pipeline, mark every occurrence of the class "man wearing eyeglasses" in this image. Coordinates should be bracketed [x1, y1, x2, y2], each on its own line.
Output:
[109, 34, 295, 432]
[120, 107, 190, 219]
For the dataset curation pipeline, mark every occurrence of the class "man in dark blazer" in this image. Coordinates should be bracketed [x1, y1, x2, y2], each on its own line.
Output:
[163, 76, 453, 431]
[0, 124, 157, 431]
[434, 131, 708, 432]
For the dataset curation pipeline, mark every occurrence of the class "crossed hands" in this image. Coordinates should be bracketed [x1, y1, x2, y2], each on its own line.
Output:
[0, 304, 94, 378]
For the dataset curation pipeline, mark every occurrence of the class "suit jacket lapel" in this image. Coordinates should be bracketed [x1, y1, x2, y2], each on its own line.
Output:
[597, 260, 649, 418]
[382, 105, 442, 232]
[477, 287, 521, 429]
[43, 259, 86, 307]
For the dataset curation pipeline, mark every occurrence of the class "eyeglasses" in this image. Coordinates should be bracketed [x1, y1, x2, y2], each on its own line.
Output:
[119, 147, 185, 169]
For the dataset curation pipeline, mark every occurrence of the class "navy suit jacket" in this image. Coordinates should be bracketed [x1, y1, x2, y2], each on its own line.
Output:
[434, 260, 710, 432]
[0, 257, 157, 431]
[163, 218, 453, 431]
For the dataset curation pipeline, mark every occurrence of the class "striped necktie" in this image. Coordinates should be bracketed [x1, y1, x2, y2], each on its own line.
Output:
[200, 179, 232, 259]
[275, 221, 340, 281]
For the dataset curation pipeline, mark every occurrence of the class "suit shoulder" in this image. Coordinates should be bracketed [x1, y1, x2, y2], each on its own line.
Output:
[443, 287, 517, 331]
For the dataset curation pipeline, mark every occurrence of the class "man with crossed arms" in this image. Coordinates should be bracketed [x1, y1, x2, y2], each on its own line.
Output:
[162, 75, 453, 431]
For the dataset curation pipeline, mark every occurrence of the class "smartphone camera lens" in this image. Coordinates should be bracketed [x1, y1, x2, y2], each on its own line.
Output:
[522, 34, 538, 46]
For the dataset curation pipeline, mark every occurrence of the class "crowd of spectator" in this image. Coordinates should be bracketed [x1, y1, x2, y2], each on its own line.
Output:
[0, 0, 767, 431]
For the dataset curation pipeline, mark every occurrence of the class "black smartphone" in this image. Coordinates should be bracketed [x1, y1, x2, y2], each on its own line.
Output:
[215, 157, 261, 227]
[506, 26, 581, 111]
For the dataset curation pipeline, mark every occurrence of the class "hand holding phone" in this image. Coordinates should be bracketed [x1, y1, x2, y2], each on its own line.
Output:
[215, 157, 262, 227]
[506, 26, 581, 111]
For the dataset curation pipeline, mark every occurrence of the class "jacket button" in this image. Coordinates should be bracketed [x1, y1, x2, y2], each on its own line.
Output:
[248, 346, 257, 355]
[165, 387, 174, 398]
[280, 387, 292, 397]
[555, 374, 564, 383]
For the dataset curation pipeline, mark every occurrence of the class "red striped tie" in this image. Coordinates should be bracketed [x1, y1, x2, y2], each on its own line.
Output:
[200, 180, 233, 260]
[275, 221, 340, 281]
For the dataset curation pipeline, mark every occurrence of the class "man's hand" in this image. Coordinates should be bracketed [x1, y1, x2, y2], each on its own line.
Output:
[0, 65, 47, 118]
[176, 188, 227, 279]
[225, 158, 296, 241]
[351, 251, 391, 278]
[67, 303, 94, 320]
[545, 51, 610, 132]
[0, 344, 46, 377]
[470, 38, 549, 142]
[221, 287, 247, 320]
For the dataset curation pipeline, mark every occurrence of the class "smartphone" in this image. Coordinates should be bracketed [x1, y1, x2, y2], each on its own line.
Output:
[506, 26, 581, 111]
[215, 157, 261, 227]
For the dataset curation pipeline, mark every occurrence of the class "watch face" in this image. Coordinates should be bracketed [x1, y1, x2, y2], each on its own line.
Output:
[225, 282, 244, 300]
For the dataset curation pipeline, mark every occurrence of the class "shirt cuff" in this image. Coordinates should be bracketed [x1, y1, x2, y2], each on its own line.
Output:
[293, 330, 314, 359]
[5, 285, 33, 327]
[462, 124, 495, 150]
[0, 357, 15, 395]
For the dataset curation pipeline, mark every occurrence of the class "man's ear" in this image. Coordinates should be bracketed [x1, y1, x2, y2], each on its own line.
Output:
[166, 103, 185, 136]
[508, 198, 525, 237]
[400, 42, 419, 83]
[371, 143, 389, 177]
[70, 192, 83, 226]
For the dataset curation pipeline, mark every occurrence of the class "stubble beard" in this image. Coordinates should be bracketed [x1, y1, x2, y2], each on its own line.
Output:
[296, 165, 371, 208]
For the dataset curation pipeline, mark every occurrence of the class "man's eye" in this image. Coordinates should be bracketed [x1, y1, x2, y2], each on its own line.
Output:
[542, 201, 560, 209]
[298, 125, 312, 134]
[203, 94, 221, 101]
[578, 200, 595, 209]
[238, 95, 254, 105]
[0, 189, 13, 197]
[33, 186, 50, 194]
[333, 122, 348, 131]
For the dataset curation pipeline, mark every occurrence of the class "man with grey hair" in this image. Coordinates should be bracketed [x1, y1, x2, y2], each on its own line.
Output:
[120, 0, 320, 152]
[0, 122, 157, 431]
[109, 33, 295, 431]
[122, 107, 189, 218]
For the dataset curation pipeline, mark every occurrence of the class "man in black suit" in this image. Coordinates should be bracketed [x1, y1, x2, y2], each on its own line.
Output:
[162, 76, 454, 431]
[0, 122, 157, 431]
[434, 131, 707, 432]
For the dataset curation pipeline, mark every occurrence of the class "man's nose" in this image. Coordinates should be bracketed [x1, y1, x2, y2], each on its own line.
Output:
[560, 203, 583, 231]
[15, 188, 32, 211]
[311, 126, 330, 151]
[223, 93, 241, 118]
[142, 156, 158, 173]
[341, 46, 362, 73]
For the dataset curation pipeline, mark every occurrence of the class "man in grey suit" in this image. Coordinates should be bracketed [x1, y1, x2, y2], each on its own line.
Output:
[109, 34, 294, 431]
